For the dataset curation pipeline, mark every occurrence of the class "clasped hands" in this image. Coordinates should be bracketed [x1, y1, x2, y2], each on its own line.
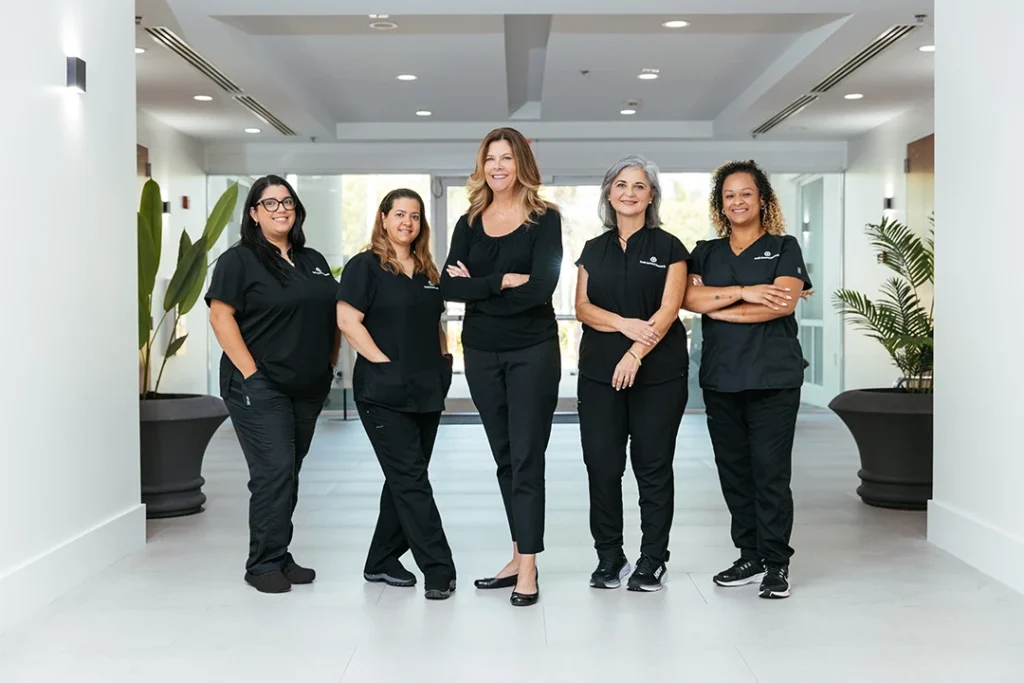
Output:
[445, 261, 529, 290]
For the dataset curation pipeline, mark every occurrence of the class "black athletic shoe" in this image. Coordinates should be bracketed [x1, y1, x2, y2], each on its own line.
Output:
[589, 554, 631, 589]
[244, 570, 291, 594]
[364, 561, 417, 587]
[424, 578, 457, 600]
[626, 554, 667, 592]
[282, 560, 316, 584]
[712, 558, 765, 587]
[759, 564, 791, 599]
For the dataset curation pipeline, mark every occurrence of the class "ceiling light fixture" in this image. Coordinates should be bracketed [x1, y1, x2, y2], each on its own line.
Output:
[396, 74, 417, 81]
[369, 14, 390, 19]
[244, 128, 260, 134]
[845, 93, 864, 100]
[620, 109, 637, 115]
[919, 44, 935, 52]
[638, 68, 660, 80]
[193, 95, 213, 102]
[416, 109, 432, 116]
[662, 20, 690, 28]
[135, 47, 145, 54]
[370, 20, 398, 30]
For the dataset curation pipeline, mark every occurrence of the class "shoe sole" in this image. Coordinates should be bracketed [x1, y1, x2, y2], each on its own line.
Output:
[627, 568, 667, 592]
[759, 585, 791, 599]
[589, 561, 632, 589]
[713, 572, 765, 587]
[425, 582, 456, 600]
[244, 575, 291, 594]
[364, 572, 416, 587]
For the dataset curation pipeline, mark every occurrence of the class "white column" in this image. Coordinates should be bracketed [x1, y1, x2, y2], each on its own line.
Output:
[0, 0, 145, 631]
[928, 0, 1024, 594]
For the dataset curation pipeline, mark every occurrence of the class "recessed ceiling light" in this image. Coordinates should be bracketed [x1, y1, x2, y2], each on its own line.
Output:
[845, 93, 864, 100]
[396, 74, 417, 81]
[244, 128, 261, 134]
[193, 95, 213, 102]
[620, 108, 637, 116]
[662, 20, 689, 28]
[369, 14, 390, 19]
[415, 110, 432, 116]
[135, 47, 145, 54]
[638, 68, 660, 80]
[919, 44, 935, 52]
[370, 20, 398, 30]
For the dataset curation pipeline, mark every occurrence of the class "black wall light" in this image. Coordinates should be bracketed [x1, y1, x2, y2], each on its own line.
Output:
[66, 56, 86, 93]
[162, 201, 171, 214]
[883, 197, 894, 210]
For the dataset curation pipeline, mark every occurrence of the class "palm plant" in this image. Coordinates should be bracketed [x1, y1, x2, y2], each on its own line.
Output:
[138, 178, 239, 398]
[832, 215, 934, 393]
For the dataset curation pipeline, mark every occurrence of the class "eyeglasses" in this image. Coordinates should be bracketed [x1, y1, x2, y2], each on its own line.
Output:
[257, 197, 296, 212]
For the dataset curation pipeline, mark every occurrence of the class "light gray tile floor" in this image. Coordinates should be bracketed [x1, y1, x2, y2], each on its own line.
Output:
[2, 413, 1022, 682]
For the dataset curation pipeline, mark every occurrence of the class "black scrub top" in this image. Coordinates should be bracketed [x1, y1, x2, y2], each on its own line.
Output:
[205, 244, 338, 398]
[688, 233, 813, 393]
[575, 227, 690, 386]
[337, 250, 452, 413]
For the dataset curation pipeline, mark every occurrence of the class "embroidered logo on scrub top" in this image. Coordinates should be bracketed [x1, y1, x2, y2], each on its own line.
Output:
[311, 267, 333, 276]
[753, 251, 779, 261]
[639, 256, 666, 269]
[424, 284, 439, 290]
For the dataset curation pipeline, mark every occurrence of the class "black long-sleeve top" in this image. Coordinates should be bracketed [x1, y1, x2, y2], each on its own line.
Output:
[440, 209, 563, 352]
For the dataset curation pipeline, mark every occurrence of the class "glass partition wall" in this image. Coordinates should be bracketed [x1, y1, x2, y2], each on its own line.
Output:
[205, 171, 843, 416]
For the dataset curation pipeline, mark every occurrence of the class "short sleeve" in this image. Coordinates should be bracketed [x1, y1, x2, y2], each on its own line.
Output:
[686, 240, 707, 277]
[574, 237, 597, 270]
[777, 235, 813, 290]
[336, 253, 377, 313]
[667, 234, 690, 265]
[205, 247, 247, 312]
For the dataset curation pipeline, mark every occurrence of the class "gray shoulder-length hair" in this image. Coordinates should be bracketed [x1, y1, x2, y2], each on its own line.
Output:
[598, 154, 663, 230]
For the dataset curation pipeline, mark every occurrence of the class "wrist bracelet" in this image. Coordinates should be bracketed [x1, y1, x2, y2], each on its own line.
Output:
[628, 350, 642, 366]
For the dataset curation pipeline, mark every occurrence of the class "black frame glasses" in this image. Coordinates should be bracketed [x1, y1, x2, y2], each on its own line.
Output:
[257, 197, 296, 212]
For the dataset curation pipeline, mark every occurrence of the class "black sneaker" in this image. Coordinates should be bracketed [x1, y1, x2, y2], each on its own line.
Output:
[589, 554, 631, 589]
[712, 558, 765, 587]
[759, 564, 791, 599]
[282, 560, 316, 584]
[424, 578, 457, 600]
[364, 560, 417, 587]
[626, 554, 667, 592]
[244, 570, 291, 594]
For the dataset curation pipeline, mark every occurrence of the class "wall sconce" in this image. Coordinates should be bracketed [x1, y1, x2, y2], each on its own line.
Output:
[66, 56, 86, 94]
[162, 201, 171, 214]
[883, 196, 894, 211]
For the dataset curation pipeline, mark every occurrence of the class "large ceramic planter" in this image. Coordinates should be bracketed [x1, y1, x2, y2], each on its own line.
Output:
[828, 388, 933, 510]
[139, 394, 230, 518]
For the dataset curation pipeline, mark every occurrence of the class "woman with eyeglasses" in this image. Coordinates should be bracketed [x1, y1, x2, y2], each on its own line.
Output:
[206, 174, 340, 594]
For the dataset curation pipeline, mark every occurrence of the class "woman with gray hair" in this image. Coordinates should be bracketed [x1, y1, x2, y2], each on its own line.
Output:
[573, 155, 689, 592]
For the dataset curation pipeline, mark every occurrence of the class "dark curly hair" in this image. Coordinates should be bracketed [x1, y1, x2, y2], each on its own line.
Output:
[709, 160, 786, 237]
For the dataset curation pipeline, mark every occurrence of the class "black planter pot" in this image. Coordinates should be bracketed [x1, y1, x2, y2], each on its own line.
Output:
[139, 394, 230, 519]
[828, 388, 933, 510]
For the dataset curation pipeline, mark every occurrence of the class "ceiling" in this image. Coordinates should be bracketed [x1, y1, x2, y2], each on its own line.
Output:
[134, 0, 935, 144]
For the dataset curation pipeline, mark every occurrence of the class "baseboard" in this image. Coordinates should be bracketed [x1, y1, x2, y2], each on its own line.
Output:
[0, 504, 146, 634]
[928, 499, 1024, 596]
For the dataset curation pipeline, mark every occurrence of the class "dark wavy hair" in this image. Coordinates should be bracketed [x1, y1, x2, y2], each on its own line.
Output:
[240, 174, 307, 283]
[709, 160, 786, 237]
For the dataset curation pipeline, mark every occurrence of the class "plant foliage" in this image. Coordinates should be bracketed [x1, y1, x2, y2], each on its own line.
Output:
[832, 215, 934, 392]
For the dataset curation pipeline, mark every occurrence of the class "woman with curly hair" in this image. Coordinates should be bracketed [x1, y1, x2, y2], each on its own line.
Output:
[683, 160, 812, 600]
[336, 188, 457, 600]
[440, 127, 563, 607]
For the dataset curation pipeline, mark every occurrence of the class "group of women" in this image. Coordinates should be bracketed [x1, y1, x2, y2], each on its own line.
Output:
[205, 126, 812, 606]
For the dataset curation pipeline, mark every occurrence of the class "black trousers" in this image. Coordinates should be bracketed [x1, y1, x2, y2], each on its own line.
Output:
[356, 402, 455, 585]
[224, 371, 325, 575]
[703, 388, 800, 566]
[578, 374, 687, 563]
[464, 337, 560, 555]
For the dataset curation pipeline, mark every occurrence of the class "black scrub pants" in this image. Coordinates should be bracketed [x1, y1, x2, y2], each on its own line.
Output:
[702, 387, 800, 566]
[356, 402, 456, 586]
[224, 371, 326, 575]
[464, 337, 560, 555]
[578, 374, 687, 562]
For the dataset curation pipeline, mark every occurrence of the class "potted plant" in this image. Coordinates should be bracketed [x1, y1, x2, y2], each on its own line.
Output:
[137, 178, 239, 518]
[828, 215, 934, 510]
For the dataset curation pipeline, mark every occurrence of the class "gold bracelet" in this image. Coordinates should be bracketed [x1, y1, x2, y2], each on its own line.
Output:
[628, 351, 642, 366]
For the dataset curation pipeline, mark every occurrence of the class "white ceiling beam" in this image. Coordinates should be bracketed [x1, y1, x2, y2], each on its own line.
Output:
[334, 121, 715, 141]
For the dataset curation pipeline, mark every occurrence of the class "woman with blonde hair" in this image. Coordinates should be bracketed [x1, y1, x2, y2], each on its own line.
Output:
[682, 160, 812, 600]
[440, 127, 563, 607]
[337, 188, 457, 600]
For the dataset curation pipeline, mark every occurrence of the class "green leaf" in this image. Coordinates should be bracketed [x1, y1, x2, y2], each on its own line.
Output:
[165, 334, 188, 358]
[178, 256, 208, 316]
[138, 213, 158, 297]
[140, 179, 163, 267]
[138, 294, 151, 350]
[163, 236, 207, 312]
[178, 231, 193, 263]
[202, 183, 239, 249]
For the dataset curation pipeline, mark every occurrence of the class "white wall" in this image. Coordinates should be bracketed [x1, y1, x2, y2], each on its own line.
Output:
[842, 98, 934, 390]
[0, 0, 145, 633]
[137, 110, 211, 396]
[928, 0, 1024, 595]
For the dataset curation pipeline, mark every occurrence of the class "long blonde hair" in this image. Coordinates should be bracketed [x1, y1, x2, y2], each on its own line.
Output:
[368, 188, 440, 284]
[466, 127, 557, 226]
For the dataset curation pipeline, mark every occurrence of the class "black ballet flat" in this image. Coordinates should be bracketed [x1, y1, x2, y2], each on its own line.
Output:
[510, 570, 539, 607]
[474, 575, 518, 589]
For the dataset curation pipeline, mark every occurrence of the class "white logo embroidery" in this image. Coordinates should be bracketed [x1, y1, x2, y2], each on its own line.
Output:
[753, 251, 779, 261]
[311, 267, 333, 276]
[650, 256, 658, 263]
[639, 258, 666, 269]
[424, 284, 439, 290]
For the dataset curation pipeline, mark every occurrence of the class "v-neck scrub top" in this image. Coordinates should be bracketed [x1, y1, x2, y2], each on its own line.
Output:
[205, 244, 338, 398]
[337, 250, 452, 413]
[687, 233, 812, 393]
[575, 227, 690, 386]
